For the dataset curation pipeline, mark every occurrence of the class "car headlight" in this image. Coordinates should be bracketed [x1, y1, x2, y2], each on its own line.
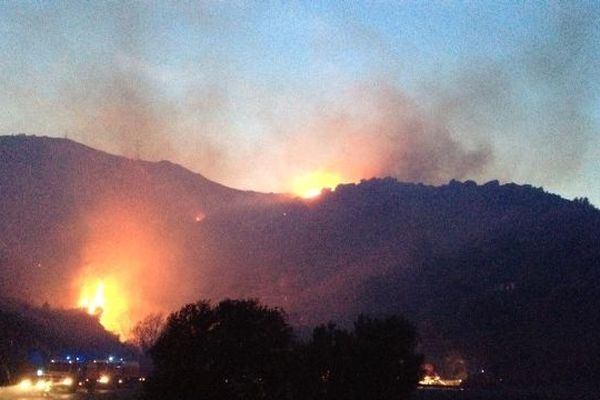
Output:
[18, 379, 32, 390]
[34, 380, 50, 391]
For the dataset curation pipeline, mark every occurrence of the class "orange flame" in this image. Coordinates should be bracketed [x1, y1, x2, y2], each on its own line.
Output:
[79, 281, 106, 315]
[78, 278, 129, 337]
[292, 171, 344, 199]
[71, 204, 181, 341]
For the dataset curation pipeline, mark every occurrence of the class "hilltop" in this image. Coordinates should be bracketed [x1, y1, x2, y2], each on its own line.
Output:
[0, 134, 598, 392]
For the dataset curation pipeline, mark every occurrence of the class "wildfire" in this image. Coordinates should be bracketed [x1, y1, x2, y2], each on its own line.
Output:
[78, 278, 128, 336]
[292, 171, 344, 199]
[79, 281, 105, 315]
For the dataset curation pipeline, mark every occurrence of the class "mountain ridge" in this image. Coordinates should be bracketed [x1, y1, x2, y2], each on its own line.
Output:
[1, 134, 598, 391]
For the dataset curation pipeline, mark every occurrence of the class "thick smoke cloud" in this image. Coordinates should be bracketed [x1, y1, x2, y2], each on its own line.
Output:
[264, 82, 492, 186]
[0, 1, 598, 338]
[2, 2, 596, 195]
[39, 2, 596, 196]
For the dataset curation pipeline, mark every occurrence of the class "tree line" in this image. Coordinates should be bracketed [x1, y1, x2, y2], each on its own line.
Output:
[142, 298, 422, 400]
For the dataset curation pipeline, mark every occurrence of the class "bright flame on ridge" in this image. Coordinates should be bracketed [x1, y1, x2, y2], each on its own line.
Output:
[79, 281, 106, 315]
[78, 278, 128, 336]
[292, 171, 343, 199]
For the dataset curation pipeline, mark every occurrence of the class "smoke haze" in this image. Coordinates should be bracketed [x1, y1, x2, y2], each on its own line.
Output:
[0, 2, 598, 200]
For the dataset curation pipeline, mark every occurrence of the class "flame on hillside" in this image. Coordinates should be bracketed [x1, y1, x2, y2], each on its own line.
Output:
[292, 171, 345, 199]
[79, 281, 105, 315]
[72, 204, 186, 340]
[78, 279, 128, 335]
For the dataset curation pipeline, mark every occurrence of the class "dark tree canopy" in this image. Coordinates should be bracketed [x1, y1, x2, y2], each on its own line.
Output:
[148, 299, 293, 400]
[296, 316, 423, 400]
[130, 313, 165, 354]
[147, 300, 422, 400]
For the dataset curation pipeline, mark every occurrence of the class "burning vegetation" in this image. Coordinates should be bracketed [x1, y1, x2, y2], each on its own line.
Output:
[78, 279, 128, 337]
[70, 204, 182, 340]
[291, 170, 346, 199]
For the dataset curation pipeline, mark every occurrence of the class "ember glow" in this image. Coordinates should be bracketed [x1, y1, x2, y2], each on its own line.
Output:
[292, 171, 344, 199]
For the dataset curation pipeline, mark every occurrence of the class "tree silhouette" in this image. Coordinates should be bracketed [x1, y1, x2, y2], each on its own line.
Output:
[147, 299, 421, 400]
[147, 299, 293, 400]
[298, 316, 422, 400]
[131, 313, 165, 354]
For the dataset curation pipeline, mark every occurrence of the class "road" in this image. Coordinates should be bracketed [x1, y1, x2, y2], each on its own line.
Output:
[0, 386, 140, 400]
[1, 384, 584, 400]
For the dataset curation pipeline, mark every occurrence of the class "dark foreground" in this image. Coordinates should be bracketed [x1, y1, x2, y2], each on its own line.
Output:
[0, 386, 592, 400]
[414, 386, 592, 400]
[0, 386, 140, 400]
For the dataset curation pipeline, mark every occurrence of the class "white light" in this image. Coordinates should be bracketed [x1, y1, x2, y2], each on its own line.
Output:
[19, 379, 32, 390]
[36, 369, 43, 376]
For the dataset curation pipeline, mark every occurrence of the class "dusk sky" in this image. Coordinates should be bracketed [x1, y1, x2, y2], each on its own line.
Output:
[1, 1, 598, 204]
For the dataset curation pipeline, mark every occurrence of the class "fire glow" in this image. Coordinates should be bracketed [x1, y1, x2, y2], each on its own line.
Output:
[292, 171, 344, 199]
[78, 278, 128, 336]
[71, 205, 179, 340]
[79, 281, 105, 315]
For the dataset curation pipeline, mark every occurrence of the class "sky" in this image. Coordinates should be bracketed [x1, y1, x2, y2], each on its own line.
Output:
[0, 1, 599, 204]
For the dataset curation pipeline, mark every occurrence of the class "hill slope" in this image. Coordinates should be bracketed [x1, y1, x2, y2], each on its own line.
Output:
[0, 297, 131, 384]
[0, 135, 278, 310]
[0, 135, 599, 391]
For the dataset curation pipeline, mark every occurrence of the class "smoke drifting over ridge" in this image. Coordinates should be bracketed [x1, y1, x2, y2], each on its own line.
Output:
[0, 2, 599, 341]
[0, 2, 598, 197]
[419, 3, 600, 188]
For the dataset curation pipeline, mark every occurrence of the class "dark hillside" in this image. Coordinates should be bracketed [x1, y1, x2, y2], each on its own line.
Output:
[0, 135, 598, 392]
[0, 135, 278, 304]
[0, 297, 131, 384]
[193, 178, 600, 391]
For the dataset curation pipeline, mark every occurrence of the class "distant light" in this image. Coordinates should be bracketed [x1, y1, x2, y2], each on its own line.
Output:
[35, 380, 50, 391]
[481, 369, 485, 374]
[108, 356, 114, 362]
[98, 375, 110, 384]
[36, 369, 43, 376]
[19, 379, 32, 390]
[66, 356, 71, 360]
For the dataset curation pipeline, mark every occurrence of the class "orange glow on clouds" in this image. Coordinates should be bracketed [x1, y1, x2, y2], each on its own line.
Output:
[292, 171, 344, 198]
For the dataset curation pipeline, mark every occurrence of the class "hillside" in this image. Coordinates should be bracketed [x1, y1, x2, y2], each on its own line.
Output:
[0, 135, 599, 392]
[0, 297, 132, 384]
[0, 135, 279, 306]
